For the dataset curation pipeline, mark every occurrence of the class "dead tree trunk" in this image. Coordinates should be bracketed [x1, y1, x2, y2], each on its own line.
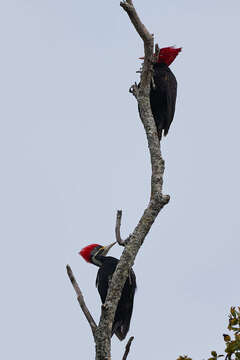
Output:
[67, 1, 170, 359]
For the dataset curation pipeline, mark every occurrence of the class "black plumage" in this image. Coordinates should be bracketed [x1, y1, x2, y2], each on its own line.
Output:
[96, 256, 136, 340]
[150, 62, 177, 140]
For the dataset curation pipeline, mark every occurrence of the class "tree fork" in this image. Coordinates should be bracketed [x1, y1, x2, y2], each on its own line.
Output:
[95, 1, 170, 359]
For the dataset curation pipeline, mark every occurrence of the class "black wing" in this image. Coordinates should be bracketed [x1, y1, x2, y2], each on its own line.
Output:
[112, 268, 136, 340]
[96, 257, 137, 341]
[150, 63, 177, 139]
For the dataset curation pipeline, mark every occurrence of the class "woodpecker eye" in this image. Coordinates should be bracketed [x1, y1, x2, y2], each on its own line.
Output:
[96, 247, 104, 255]
[90, 245, 104, 259]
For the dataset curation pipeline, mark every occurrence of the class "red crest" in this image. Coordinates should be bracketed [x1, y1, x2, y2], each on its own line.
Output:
[157, 46, 182, 66]
[79, 244, 101, 262]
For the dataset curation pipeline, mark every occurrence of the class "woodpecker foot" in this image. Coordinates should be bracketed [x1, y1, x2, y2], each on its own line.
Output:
[151, 75, 156, 89]
[129, 82, 139, 99]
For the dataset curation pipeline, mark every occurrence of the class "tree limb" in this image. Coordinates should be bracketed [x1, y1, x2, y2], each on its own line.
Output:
[120, 1, 153, 90]
[95, 1, 170, 359]
[120, 1, 152, 43]
[115, 210, 131, 246]
[66, 265, 97, 338]
[122, 336, 134, 360]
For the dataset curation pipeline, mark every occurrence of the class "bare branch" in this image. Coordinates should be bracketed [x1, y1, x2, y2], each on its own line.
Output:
[120, 0, 154, 91]
[120, 1, 152, 43]
[115, 210, 124, 245]
[122, 336, 134, 360]
[115, 210, 131, 246]
[66, 265, 97, 337]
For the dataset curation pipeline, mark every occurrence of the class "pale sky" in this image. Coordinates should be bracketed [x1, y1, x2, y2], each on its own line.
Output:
[1, 1, 240, 359]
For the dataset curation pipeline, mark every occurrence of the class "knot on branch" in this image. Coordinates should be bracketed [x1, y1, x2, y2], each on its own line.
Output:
[150, 194, 170, 212]
[162, 194, 170, 205]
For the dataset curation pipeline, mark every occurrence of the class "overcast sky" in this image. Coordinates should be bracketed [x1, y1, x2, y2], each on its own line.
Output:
[1, 0, 240, 359]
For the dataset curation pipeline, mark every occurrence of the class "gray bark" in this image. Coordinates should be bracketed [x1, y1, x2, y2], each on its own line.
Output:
[94, 1, 170, 359]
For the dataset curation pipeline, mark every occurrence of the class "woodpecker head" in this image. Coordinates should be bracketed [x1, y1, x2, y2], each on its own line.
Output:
[139, 46, 181, 66]
[79, 242, 116, 266]
[156, 46, 182, 65]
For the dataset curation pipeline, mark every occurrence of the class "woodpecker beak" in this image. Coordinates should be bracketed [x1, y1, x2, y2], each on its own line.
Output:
[101, 242, 116, 256]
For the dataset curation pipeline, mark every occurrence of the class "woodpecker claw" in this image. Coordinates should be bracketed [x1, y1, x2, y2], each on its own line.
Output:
[129, 83, 139, 99]
[151, 76, 156, 89]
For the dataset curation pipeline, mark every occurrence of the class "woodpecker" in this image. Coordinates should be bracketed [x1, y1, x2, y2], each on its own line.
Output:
[139, 46, 181, 140]
[79, 242, 136, 340]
